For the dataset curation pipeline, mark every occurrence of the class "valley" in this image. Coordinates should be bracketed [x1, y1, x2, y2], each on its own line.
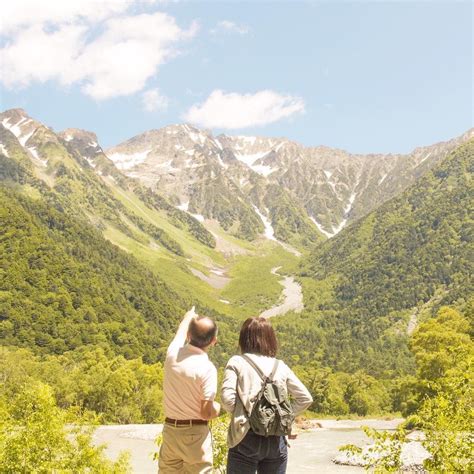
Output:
[0, 107, 472, 472]
[1, 106, 472, 367]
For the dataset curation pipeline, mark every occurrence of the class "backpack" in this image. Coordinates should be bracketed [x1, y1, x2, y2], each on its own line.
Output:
[240, 354, 295, 437]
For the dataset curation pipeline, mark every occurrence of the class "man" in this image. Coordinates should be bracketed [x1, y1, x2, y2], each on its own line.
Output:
[159, 307, 220, 473]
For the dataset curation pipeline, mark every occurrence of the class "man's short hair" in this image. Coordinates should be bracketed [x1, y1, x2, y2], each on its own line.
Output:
[188, 316, 217, 349]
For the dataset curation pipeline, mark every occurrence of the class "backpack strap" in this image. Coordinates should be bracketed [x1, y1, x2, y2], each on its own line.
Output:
[242, 354, 267, 381]
[269, 359, 279, 382]
[242, 354, 279, 382]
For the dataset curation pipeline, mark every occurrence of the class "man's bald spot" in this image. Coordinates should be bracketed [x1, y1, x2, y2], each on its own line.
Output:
[195, 316, 215, 333]
[188, 316, 217, 349]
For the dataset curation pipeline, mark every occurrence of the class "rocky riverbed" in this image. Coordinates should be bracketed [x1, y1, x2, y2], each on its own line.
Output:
[259, 266, 304, 318]
[93, 419, 414, 473]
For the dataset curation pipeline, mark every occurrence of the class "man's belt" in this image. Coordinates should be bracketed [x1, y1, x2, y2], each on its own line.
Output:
[165, 417, 208, 426]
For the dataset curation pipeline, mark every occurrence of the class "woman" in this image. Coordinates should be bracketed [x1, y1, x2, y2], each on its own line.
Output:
[221, 317, 313, 474]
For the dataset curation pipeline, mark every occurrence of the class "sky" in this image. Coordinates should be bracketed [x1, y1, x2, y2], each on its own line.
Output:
[0, 0, 472, 153]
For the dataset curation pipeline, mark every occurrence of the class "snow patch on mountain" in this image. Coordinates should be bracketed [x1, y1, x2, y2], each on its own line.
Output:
[418, 151, 432, 165]
[216, 154, 228, 169]
[327, 177, 337, 194]
[310, 216, 335, 239]
[274, 141, 287, 152]
[234, 150, 270, 167]
[27, 146, 48, 166]
[234, 150, 277, 175]
[175, 200, 205, 222]
[323, 170, 333, 179]
[84, 156, 96, 168]
[2, 117, 26, 136]
[19, 128, 35, 147]
[251, 164, 277, 177]
[191, 213, 205, 222]
[184, 159, 205, 169]
[176, 201, 189, 211]
[332, 192, 356, 234]
[155, 160, 180, 172]
[0, 143, 9, 157]
[64, 134, 73, 142]
[378, 173, 388, 185]
[108, 149, 152, 170]
[253, 206, 276, 241]
[2, 116, 37, 147]
[189, 132, 206, 144]
[311, 192, 357, 238]
[28, 147, 39, 159]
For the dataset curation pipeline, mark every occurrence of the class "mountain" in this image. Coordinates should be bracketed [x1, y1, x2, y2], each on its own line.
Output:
[274, 138, 473, 376]
[106, 124, 473, 241]
[105, 125, 322, 247]
[0, 182, 186, 361]
[1, 107, 472, 376]
[0, 108, 301, 328]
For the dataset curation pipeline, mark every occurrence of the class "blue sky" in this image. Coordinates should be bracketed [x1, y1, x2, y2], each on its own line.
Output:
[0, 1, 472, 153]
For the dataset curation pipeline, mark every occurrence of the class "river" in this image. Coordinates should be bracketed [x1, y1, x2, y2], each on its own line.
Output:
[94, 420, 404, 473]
[259, 266, 304, 318]
[93, 422, 392, 473]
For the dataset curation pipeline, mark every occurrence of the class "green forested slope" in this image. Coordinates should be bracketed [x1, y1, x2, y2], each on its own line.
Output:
[0, 186, 185, 361]
[276, 139, 473, 375]
[304, 139, 473, 315]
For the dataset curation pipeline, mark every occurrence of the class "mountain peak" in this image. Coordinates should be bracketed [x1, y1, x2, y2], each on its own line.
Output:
[1, 108, 39, 129]
[59, 128, 99, 145]
[1, 108, 29, 120]
[0, 108, 46, 154]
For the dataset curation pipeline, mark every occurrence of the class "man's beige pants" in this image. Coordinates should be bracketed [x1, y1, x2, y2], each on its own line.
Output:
[158, 423, 213, 473]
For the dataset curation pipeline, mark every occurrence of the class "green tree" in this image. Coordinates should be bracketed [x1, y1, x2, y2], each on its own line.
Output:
[0, 382, 130, 473]
[360, 307, 474, 471]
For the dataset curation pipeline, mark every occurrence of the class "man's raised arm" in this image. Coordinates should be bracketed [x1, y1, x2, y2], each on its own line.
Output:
[166, 306, 196, 356]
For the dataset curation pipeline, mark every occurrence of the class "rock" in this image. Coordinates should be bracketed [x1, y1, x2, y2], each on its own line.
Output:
[294, 418, 322, 430]
[334, 438, 431, 472]
[400, 441, 431, 471]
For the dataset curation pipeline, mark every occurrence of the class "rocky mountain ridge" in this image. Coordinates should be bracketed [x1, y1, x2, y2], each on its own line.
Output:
[2, 107, 472, 248]
[105, 122, 473, 239]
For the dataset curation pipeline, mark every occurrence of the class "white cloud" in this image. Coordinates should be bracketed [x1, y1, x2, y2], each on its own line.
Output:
[183, 90, 305, 129]
[1, 24, 87, 87]
[0, 2, 198, 100]
[0, 0, 128, 35]
[211, 20, 249, 35]
[142, 88, 169, 112]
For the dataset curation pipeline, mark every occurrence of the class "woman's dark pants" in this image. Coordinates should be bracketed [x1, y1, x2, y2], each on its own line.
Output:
[226, 430, 288, 474]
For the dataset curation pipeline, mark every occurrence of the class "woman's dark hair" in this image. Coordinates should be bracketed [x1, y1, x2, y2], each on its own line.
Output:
[238, 317, 278, 357]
